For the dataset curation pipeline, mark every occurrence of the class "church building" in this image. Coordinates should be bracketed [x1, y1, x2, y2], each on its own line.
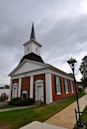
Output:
[9, 24, 76, 104]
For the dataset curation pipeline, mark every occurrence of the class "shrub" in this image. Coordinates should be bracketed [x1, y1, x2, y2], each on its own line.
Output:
[78, 87, 83, 92]
[9, 98, 35, 106]
[0, 93, 8, 102]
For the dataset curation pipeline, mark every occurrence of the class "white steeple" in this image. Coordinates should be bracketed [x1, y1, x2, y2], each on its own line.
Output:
[23, 23, 42, 56]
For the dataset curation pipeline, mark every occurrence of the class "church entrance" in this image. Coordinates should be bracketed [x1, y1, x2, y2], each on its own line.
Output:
[35, 80, 44, 102]
[12, 84, 18, 98]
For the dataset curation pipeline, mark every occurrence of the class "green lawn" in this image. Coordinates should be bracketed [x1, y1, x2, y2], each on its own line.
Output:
[0, 93, 85, 129]
[81, 106, 87, 128]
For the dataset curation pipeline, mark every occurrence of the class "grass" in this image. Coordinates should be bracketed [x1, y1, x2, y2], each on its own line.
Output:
[0, 92, 85, 129]
[81, 106, 87, 128]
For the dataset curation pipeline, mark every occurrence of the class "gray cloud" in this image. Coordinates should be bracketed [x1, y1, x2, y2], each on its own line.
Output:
[40, 15, 87, 61]
[0, 0, 87, 85]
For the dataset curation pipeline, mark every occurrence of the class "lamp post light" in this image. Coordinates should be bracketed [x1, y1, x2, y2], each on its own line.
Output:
[67, 58, 83, 128]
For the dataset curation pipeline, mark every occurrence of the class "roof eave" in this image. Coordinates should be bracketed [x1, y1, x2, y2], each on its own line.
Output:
[23, 39, 42, 47]
[46, 64, 74, 79]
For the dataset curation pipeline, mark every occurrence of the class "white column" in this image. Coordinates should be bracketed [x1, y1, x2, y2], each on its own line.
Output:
[30, 76, 34, 98]
[18, 78, 22, 97]
[9, 78, 12, 101]
[45, 73, 53, 104]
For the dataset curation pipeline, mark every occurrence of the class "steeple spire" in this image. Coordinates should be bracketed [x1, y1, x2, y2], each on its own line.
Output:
[23, 23, 42, 56]
[30, 23, 36, 40]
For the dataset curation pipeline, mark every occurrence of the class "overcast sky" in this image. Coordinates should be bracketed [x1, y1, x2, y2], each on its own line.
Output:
[0, 0, 87, 85]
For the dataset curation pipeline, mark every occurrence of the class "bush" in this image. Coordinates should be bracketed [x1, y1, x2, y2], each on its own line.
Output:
[9, 98, 35, 106]
[0, 93, 8, 102]
[78, 88, 83, 92]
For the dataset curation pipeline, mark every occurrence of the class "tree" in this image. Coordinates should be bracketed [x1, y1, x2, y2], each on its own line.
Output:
[80, 55, 87, 87]
[4, 85, 10, 89]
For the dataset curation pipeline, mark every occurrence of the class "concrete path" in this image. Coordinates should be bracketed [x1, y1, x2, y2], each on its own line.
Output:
[20, 121, 67, 129]
[0, 105, 36, 112]
[45, 94, 87, 129]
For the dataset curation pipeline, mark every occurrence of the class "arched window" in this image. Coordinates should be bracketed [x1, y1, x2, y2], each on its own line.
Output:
[22, 91, 28, 99]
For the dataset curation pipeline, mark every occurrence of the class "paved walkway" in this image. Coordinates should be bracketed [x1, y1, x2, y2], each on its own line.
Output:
[45, 94, 87, 129]
[20, 121, 67, 129]
[0, 105, 36, 112]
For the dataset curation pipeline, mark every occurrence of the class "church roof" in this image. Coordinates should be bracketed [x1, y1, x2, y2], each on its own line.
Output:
[23, 39, 42, 47]
[20, 52, 44, 63]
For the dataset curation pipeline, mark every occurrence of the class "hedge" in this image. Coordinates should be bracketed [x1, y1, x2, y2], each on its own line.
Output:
[9, 98, 35, 106]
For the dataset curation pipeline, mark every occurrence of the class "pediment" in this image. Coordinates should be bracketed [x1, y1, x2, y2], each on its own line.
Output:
[10, 60, 46, 76]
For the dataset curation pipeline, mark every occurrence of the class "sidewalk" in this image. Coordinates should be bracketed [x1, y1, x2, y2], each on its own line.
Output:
[20, 121, 67, 129]
[0, 105, 36, 112]
[45, 94, 87, 129]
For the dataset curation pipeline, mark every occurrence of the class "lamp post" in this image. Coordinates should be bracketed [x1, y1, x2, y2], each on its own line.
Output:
[67, 58, 83, 128]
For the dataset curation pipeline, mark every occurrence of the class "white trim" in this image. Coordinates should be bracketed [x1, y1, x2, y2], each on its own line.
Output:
[30, 76, 33, 98]
[70, 81, 74, 93]
[35, 80, 43, 83]
[11, 68, 74, 81]
[35, 80, 44, 102]
[22, 91, 27, 94]
[55, 76, 62, 95]
[23, 39, 42, 47]
[49, 69, 74, 80]
[12, 85, 18, 98]
[57, 92, 61, 95]
[9, 60, 74, 81]
[64, 78, 69, 94]
[13, 83, 18, 86]
[9, 79, 12, 101]
[45, 73, 53, 104]
[72, 91, 74, 93]
[9, 59, 47, 76]
[22, 90, 28, 99]
[65, 92, 69, 94]
[18, 78, 21, 97]
[11, 69, 49, 79]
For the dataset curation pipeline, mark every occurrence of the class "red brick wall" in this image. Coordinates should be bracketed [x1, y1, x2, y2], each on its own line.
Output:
[52, 74, 75, 101]
[34, 74, 46, 102]
[21, 77, 30, 97]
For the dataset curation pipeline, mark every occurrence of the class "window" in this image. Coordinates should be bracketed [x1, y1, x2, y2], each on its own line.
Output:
[70, 81, 74, 93]
[28, 47, 29, 51]
[36, 47, 38, 52]
[64, 79, 69, 94]
[55, 76, 61, 95]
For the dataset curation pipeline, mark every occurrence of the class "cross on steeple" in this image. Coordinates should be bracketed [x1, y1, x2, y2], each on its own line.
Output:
[30, 23, 36, 40]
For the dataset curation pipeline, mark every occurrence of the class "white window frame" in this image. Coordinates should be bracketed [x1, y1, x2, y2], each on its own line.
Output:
[55, 76, 61, 95]
[64, 79, 69, 94]
[70, 81, 74, 93]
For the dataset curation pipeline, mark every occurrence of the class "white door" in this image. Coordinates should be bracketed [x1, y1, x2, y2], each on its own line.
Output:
[12, 86, 17, 98]
[35, 80, 44, 102]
